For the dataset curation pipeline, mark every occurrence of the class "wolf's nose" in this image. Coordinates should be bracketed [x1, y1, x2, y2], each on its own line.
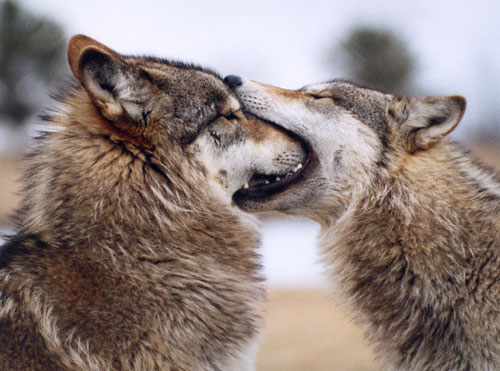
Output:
[224, 75, 242, 88]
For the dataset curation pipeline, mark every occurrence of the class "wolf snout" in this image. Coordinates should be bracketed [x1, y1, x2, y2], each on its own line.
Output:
[224, 75, 242, 89]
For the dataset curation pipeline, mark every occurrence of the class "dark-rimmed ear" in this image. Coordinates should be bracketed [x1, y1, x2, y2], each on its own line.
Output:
[67, 35, 162, 147]
[401, 95, 466, 153]
[68, 35, 133, 123]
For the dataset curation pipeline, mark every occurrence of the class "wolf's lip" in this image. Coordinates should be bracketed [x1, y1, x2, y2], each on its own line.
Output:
[236, 151, 311, 199]
[233, 119, 313, 200]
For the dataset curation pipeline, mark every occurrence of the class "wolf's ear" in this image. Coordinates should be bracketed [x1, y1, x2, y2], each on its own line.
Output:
[68, 34, 154, 140]
[400, 95, 466, 153]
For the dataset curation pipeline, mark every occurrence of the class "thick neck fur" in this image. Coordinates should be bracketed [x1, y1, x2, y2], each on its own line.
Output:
[3, 86, 263, 370]
[320, 140, 500, 370]
[19, 88, 260, 265]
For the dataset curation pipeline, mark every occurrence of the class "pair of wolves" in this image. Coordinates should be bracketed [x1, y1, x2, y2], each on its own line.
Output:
[1, 35, 499, 370]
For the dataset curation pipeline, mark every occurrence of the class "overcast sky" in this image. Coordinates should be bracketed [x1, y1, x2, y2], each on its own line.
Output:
[17, 0, 500, 138]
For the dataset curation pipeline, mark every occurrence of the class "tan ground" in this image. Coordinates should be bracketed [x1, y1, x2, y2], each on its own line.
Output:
[1, 140, 500, 370]
[0, 154, 23, 226]
[257, 289, 380, 370]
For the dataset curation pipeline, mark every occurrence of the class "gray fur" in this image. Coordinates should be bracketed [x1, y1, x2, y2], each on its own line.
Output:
[0, 36, 306, 370]
[232, 77, 500, 370]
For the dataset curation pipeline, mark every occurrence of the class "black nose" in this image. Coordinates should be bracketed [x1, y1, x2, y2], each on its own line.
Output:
[224, 75, 242, 88]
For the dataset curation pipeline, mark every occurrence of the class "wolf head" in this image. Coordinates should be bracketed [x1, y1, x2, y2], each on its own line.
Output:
[66, 36, 306, 198]
[228, 76, 465, 221]
[21, 36, 306, 237]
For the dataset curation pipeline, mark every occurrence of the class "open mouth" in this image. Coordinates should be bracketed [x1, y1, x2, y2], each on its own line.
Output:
[233, 122, 313, 201]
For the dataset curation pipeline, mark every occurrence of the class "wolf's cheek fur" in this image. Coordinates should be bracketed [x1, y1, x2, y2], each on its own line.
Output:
[229, 78, 383, 215]
[190, 130, 306, 198]
[189, 135, 253, 195]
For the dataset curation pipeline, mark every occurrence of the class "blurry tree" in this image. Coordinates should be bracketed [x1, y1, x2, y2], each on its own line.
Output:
[331, 26, 416, 95]
[0, 0, 66, 128]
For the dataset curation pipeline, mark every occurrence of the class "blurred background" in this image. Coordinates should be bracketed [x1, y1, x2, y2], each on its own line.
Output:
[0, 0, 499, 369]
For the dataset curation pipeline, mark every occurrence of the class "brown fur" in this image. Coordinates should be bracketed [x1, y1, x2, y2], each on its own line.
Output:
[321, 142, 500, 370]
[0, 37, 306, 370]
[231, 77, 500, 370]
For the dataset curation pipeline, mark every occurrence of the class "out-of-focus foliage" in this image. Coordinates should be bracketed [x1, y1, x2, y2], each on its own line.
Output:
[0, 0, 66, 127]
[332, 26, 416, 95]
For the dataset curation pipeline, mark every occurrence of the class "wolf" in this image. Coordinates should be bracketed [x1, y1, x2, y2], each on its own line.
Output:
[226, 75, 500, 370]
[0, 36, 307, 370]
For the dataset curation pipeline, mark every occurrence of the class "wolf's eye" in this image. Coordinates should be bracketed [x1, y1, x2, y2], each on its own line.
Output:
[309, 94, 336, 102]
[224, 113, 238, 121]
[309, 94, 327, 100]
[309, 93, 342, 104]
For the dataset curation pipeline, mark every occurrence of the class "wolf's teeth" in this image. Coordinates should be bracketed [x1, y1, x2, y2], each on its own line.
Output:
[286, 172, 293, 177]
[291, 163, 302, 173]
[243, 183, 249, 189]
[276, 176, 281, 181]
[265, 180, 270, 184]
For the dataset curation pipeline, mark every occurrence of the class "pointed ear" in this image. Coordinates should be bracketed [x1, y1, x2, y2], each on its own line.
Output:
[68, 34, 134, 123]
[401, 95, 466, 153]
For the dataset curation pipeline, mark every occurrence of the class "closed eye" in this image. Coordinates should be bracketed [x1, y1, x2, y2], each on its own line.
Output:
[309, 93, 343, 104]
[224, 112, 239, 121]
[309, 94, 328, 100]
[183, 112, 223, 144]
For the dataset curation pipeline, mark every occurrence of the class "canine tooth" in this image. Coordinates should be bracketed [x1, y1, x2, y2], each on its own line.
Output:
[243, 182, 249, 189]
[297, 163, 303, 170]
[265, 180, 270, 184]
[276, 176, 281, 181]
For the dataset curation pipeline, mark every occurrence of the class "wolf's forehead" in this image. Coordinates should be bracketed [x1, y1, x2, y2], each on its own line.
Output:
[302, 80, 391, 146]
[132, 56, 221, 78]
[131, 56, 240, 105]
[130, 57, 227, 94]
[302, 80, 387, 98]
